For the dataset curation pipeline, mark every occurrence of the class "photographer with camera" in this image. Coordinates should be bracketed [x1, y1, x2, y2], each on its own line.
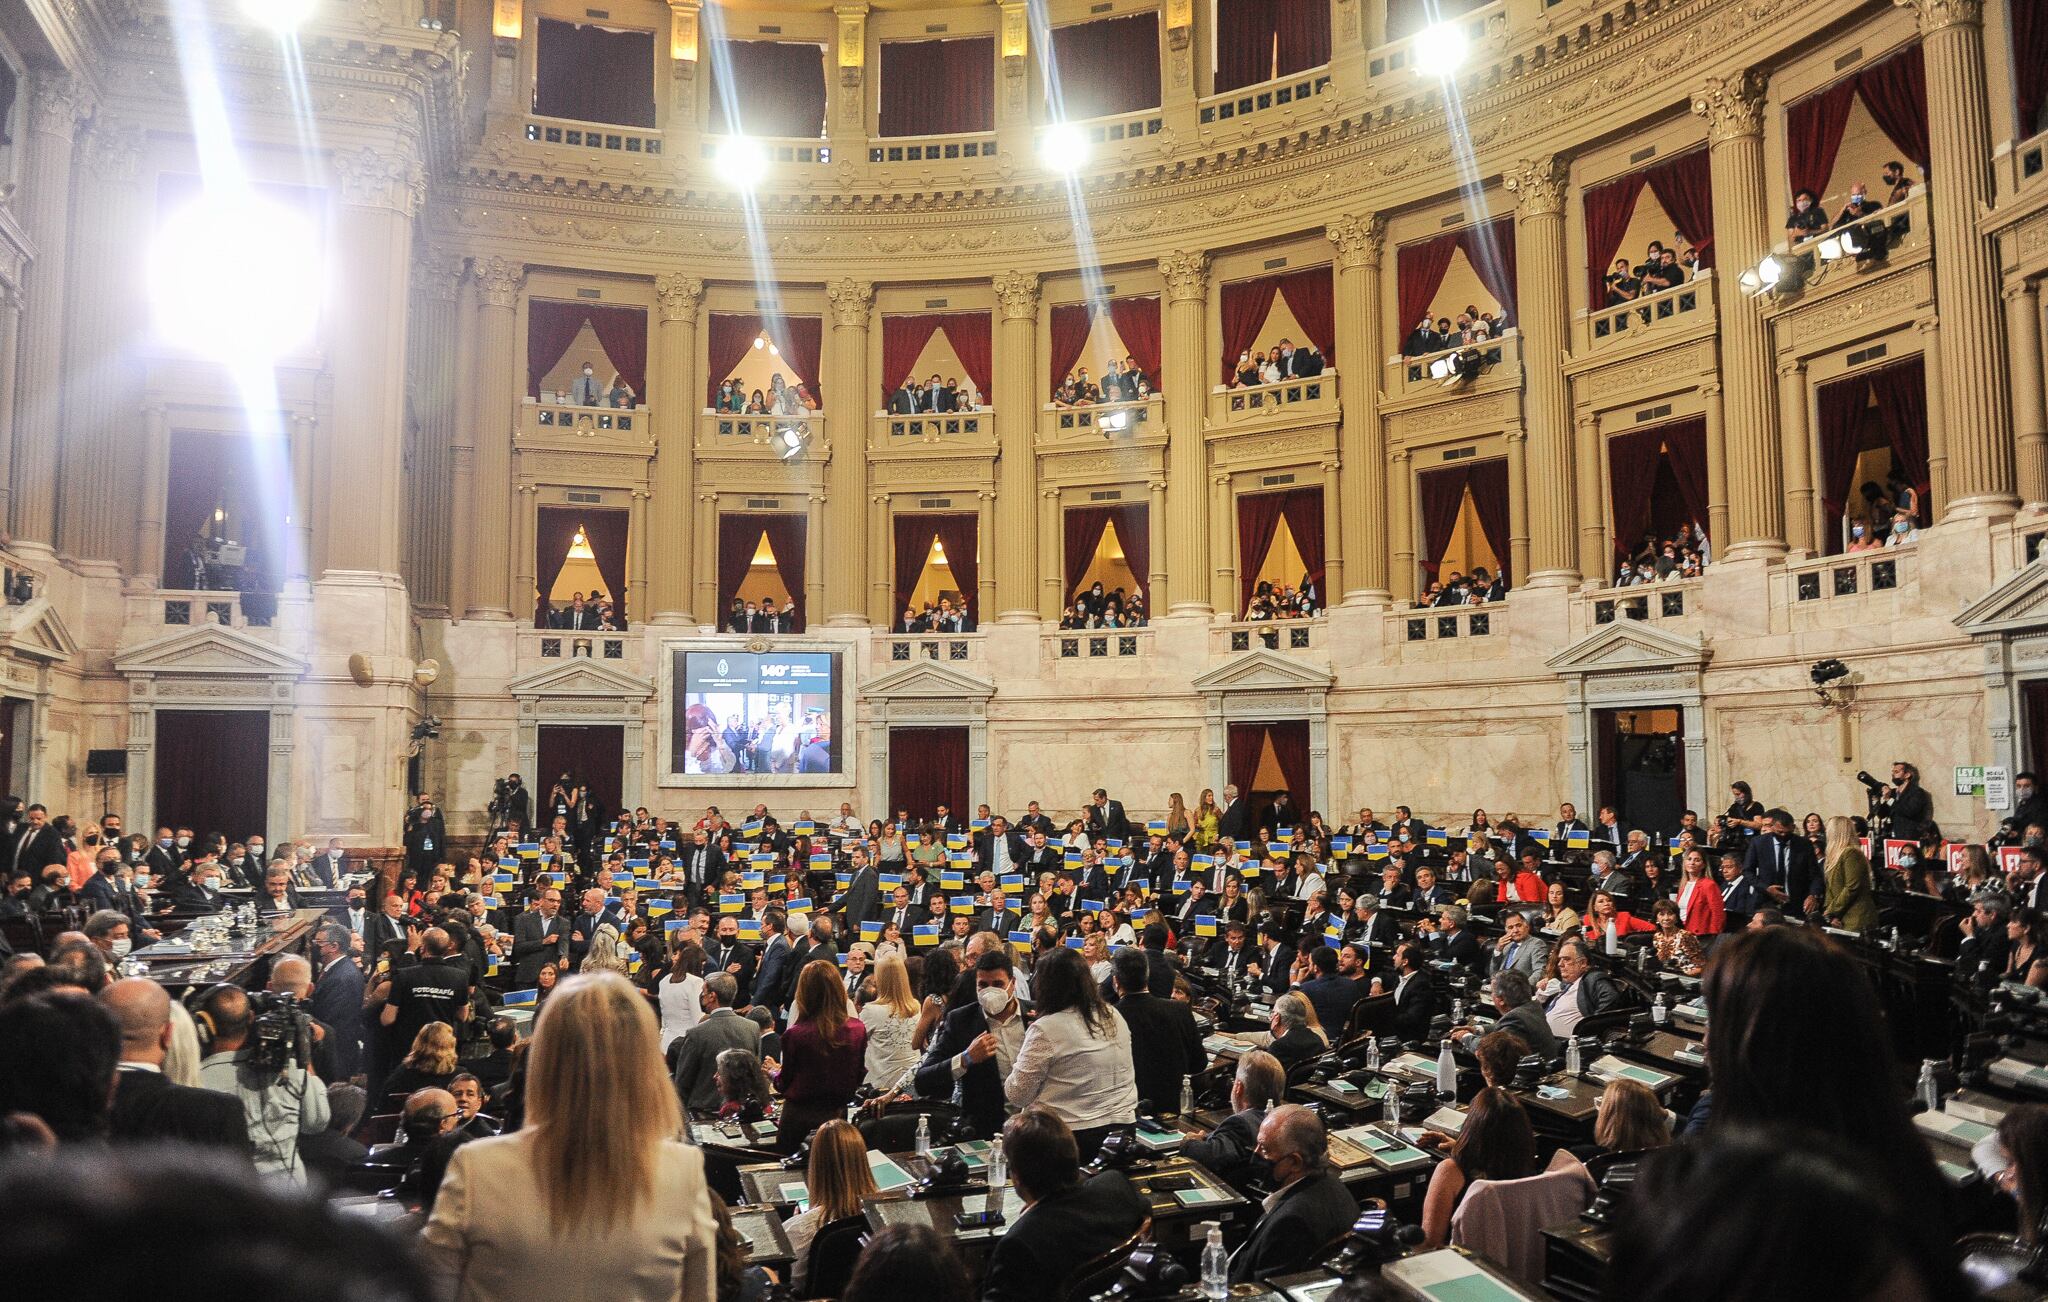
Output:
[488, 773, 529, 835]
[1864, 761, 1935, 847]
[402, 792, 446, 882]
[194, 984, 328, 1184]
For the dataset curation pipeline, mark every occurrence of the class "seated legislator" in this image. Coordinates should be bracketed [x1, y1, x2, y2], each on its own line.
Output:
[1229, 1104, 1360, 1282]
[1180, 1048, 1285, 1185]
[981, 1106, 1150, 1302]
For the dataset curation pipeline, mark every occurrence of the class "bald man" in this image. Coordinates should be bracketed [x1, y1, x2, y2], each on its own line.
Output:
[1229, 1104, 1360, 1282]
[268, 954, 339, 1083]
[100, 978, 248, 1154]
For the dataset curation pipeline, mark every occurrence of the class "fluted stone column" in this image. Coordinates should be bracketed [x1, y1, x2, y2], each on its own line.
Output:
[1692, 71, 1785, 559]
[1505, 423, 1530, 584]
[58, 119, 145, 566]
[992, 271, 1040, 621]
[448, 271, 478, 617]
[133, 403, 169, 590]
[1918, 315, 1950, 511]
[1320, 458, 1344, 598]
[0, 288, 22, 535]
[326, 147, 421, 579]
[1505, 156, 1577, 585]
[823, 279, 873, 625]
[628, 488, 651, 621]
[651, 274, 704, 623]
[1389, 448, 1415, 601]
[1159, 252, 1211, 615]
[976, 489, 997, 619]
[1328, 213, 1390, 603]
[1904, 0, 2016, 518]
[288, 411, 315, 584]
[2009, 281, 2048, 510]
[1148, 478, 1168, 601]
[1777, 360, 1816, 554]
[1701, 381, 1730, 550]
[1574, 414, 1605, 580]
[408, 252, 467, 612]
[467, 256, 523, 619]
[11, 72, 91, 549]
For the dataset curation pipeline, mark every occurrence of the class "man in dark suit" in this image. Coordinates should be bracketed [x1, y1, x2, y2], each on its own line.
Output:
[1111, 947, 1204, 1113]
[1296, 946, 1363, 1037]
[879, 884, 926, 938]
[1476, 969, 1560, 1061]
[673, 973, 760, 1112]
[982, 1107, 1150, 1302]
[678, 830, 726, 908]
[914, 950, 1030, 1136]
[1228, 1106, 1361, 1282]
[750, 912, 798, 1020]
[1717, 850, 1767, 924]
[1216, 784, 1253, 846]
[1181, 1048, 1284, 1184]
[144, 825, 182, 883]
[308, 840, 348, 888]
[509, 888, 569, 984]
[1744, 809, 1823, 912]
[1882, 762, 1936, 846]
[1592, 806, 1629, 856]
[1422, 905, 1487, 974]
[703, 914, 757, 1004]
[101, 977, 249, 1155]
[171, 858, 232, 914]
[566, 887, 621, 972]
[8, 804, 65, 879]
[1204, 920, 1259, 985]
[838, 849, 881, 935]
[1553, 802, 1590, 846]
[402, 794, 447, 880]
[306, 922, 367, 1081]
[1386, 941, 1442, 1044]
[1014, 801, 1057, 840]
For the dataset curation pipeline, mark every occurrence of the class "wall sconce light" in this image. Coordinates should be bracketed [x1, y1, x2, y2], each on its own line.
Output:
[492, 0, 522, 40]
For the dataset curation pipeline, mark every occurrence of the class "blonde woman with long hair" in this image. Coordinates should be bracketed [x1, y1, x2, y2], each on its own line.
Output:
[1194, 788, 1221, 849]
[858, 953, 921, 1090]
[782, 1121, 878, 1290]
[382, 1021, 460, 1101]
[1822, 813, 1880, 933]
[1165, 792, 1192, 841]
[422, 973, 717, 1302]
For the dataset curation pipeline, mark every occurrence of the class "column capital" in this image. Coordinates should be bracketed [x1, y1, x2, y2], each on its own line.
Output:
[1916, 313, 1942, 335]
[1326, 213, 1387, 270]
[656, 273, 706, 323]
[474, 256, 525, 308]
[1775, 357, 1806, 379]
[1700, 380, 1723, 398]
[27, 72, 93, 139]
[417, 250, 469, 302]
[1691, 69, 1769, 143]
[1893, 0, 1981, 31]
[826, 278, 873, 328]
[81, 118, 145, 183]
[332, 144, 427, 216]
[1159, 251, 1209, 303]
[2007, 280, 2042, 305]
[1503, 156, 1569, 218]
[1391, 447, 1411, 463]
[992, 270, 1040, 320]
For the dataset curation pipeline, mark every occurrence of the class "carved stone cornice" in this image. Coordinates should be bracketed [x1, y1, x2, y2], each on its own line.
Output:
[656, 273, 706, 323]
[1327, 213, 1387, 270]
[1503, 156, 1569, 218]
[27, 72, 93, 139]
[1691, 69, 1769, 144]
[473, 256, 524, 309]
[826, 278, 873, 328]
[417, 250, 468, 302]
[1159, 252, 1209, 304]
[992, 270, 1039, 320]
[333, 144, 427, 216]
[1893, 0, 1982, 32]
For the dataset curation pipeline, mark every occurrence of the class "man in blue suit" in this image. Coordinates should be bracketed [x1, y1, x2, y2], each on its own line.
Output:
[305, 921, 366, 1081]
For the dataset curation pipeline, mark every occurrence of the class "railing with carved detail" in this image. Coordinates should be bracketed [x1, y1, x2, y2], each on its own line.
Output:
[1207, 371, 1339, 427]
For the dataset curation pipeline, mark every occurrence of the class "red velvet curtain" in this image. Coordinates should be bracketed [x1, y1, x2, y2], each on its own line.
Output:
[1816, 376, 1871, 534]
[1112, 504, 1150, 606]
[1279, 488, 1324, 588]
[1659, 420, 1712, 534]
[1787, 78, 1859, 199]
[154, 712, 269, 849]
[1048, 15, 1161, 119]
[1226, 723, 1268, 799]
[1866, 357, 1931, 520]
[894, 515, 937, 618]
[883, 314, 992, 400]
[1063, 507, 1112, 598]
[533, 19, 657, 127]
[708, 41, 828, 138]
[1396, 233, 1460, 335]
[1468, 458, 1511, 573]
[1266, 722, 1310, 808]
[581, 304, 648, 399]
[1583, 172, 1649, 305]
[580, 509, 630, 625]
[1856, 45, 1931, 170]
[930, 514, 980, 623]
[1273, 0, 1331, 75]
[1277, 267, 1337, 363]
[2018, 0, 2048, 141]
[1220, 277, 1280, 382]
[716, 515, 762, 617]
[1236, 489, 1289, 612]
[877, 38, 995, 137]
[1105, 297, 1162, 386]
[1607, 429, 1670, 560]
[781, 317, 824, 401]
[945, 315, 994, 400]
[882, 315, 944, 398]
[1458, 217, 1518, 319]
[706, 313, 762, 405]
[534, 506, 585, 626]
[758, 515, 808, 627]
[526, 300, 590, 399]
[1049, 303, 1095, 393]
[1214, 0, 1276, 94]
[1417, 465, 1471, 577]
[889, 728, 969, 822]
[1644, 149, 1716, 269]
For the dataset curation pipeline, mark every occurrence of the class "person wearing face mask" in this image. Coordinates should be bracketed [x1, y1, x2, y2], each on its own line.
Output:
[172, 858, 231, 913]
[914, 949, 1033, 1136]
[404, 794, 446, 881]
[67, 825, 103, 892]
[145, 826, 180, 881]
[85, 909, 136, 963]
[1886, 514, 1919, 547]
[81, 848, 158, 941]
[2015, 774, 2047, 842]
[244, 835, 268, 874]
[1785, 188, 1827, 242]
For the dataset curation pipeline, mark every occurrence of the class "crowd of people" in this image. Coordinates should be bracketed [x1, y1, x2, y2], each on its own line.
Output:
[556, 361, 637, 409]
[1848, 468, 1924, 550]
[1058, 581, 1148, 630]
[1414, 567, 1507, 609]
[713, 373, 817, 416]
[1049, 357, 1153, 406]
[722, 596, 801, 634]
[1609, 521, 1711, 588]
[1785, 160, 1918, 244]
[1599, 239, 1704, 308]
[1228, 340, 1327, 388]
[1242, 578, 1319, 621]
[0, 757, 2040, 1301]
[1401, 309, 1514, 359]
[538, 589, 623, 631]
[889, 375, 985, 414]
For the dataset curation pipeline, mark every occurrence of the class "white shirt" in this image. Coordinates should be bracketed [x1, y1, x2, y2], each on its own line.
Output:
[657, 972, 704, 1050]
[1004, 1006, 1139, 1132]
[859, 1003, 920, 1090]
[1546, 978, 1587, 1038]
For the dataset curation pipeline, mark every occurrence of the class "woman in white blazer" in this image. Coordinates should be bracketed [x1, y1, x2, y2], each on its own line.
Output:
[1004, 947, 1138, 1161]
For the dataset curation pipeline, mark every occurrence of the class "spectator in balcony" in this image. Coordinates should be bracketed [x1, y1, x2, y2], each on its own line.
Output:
[930, 597, 972, 634]
[551, 593, 602, 631]
[727, 600, 756, 633]
[714, 379, 742, 412]
[1846, 521, 1880, 553]
[1640, 250, 1683, 295]
[1834, 182, 1883, 227]
[606, 373, 636, 408]
[1785, 189, 1827, 242]
[940, 377, 963, 411]
[1233, 350, 1261, 386]
[1886, 468, 1919, 527]
[1678, 245, 1702, 280]
[1882, 160, 1912, 206]
[794, 381, 819, 410]
[570, 362, 602, 407]
[922, 373, 950, 413]
[753, 597, 794, 634]
[1886, 514, 1919, 547]
[890, 376, 920, 415]
[1130, 373, 1153, 401]
[1297, 344, 1326, 377]
[1404, 316, 1443, 357]
[1257, 349, 1283, 384]
[1100, 359, 1130, 401]
[744, 388, 768, 414]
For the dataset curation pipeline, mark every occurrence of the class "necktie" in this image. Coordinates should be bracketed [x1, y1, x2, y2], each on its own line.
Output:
[1506, 942, 1519, 968]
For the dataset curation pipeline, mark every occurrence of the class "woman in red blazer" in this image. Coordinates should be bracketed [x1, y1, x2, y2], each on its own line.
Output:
[1583, 889, 1655, 947]
[1674, 847, 1725, 936]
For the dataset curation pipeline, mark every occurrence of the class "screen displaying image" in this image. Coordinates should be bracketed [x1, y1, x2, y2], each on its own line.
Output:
[673, 650, 840, 776]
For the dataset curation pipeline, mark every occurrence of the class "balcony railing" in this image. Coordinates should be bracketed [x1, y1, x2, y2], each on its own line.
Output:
[520, 396, 647, 444]
[1368, 1, 1504, 80]
[524, 113, 661, 155]
[1065, 106, 1166, 152]
[880, 632, 985, 664]
[1777, 188, 1928, 296]
[1207, 371, 1339, 427]
[2007, 127, 2048, 195]
[1391, 604, 1501, 645]
[1044, 628, 1154, 661]
[869, 131, 999, 165]
[157, 589, 279, 630]
[1211, 618, 1323, 656]
[1199, 69, 1333, 127]
[1579, 273, 1713, 356]
[1388, 332, 1521, 398]
[1039, 396, 1164, 443]
[1777, 545, 1914, 606]
[1586, 578, 1700, 626]
[519, 627, 633, 665]
[874, 408, 995, 445]
[700, 134, 831, 166]
[699, 409, 825, 452]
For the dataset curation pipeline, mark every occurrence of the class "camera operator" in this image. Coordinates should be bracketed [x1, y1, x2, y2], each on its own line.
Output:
[1870, 761, 1935, 846]
[194, 984, 328, 1184]
[402, 792, 446, 881]
[489, 773, 529, 835]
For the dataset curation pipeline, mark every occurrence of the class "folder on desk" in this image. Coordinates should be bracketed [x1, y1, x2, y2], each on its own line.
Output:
[1588, 1055, 1675, 1091]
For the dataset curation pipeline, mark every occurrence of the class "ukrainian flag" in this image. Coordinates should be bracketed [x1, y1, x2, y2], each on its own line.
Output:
[1364, 844, 1389, 861]
[664, 918, 689, 933]
[1191, 854, 1215, 866]
[1107, 839, 1125, 850]
[1325, 924, 1344, 948]
[835, 872, 852, 890]
[947, 834, 969, 851]
[786, 897, 813, 913]
[1081, 898, 1104, 912]
[1195, 915, 1219, 937]
[940, 872, 966, 890]
[718, 893, 746, 914]
[949, 895, 976, 915]
[628, 952, 644, 974]
[1064, 936, 1086, 950]
[905, 834, 923, 850]
[516, 843, 540, 858]
[971, 819, 992, 831]
[1277, 826, 1295, 842]
[1171, 877, 1191, 894]
[913, 924, 940, 946]
[501, 989, 538, 1008]
[810, 852, 833, 868]
[737, 919, 762, 941]
[1331, 837, 1353, 859]
[1008, 929, 1033, 950]
[493, 871, 519, 886]
[648, 899, 673, 918]
[604, 838, 619, 853]
[878, 872, 904, 887]
[947, 852, 974, 868]
[999, 874, 1024, 890]
[1530, 828, 1552, 846]
[860, 920, 882, 941]
[497, 859, 520, 871]
[539, 871, 567, 887]
[486, 955, 502, 975]
[1146, 819, 1167, 836]
[793, 821, 816, 836]
[740, 873, 766, 891]
[1566, 828, 1590, 850]
[1426, 829, 1449, 848]
[1131, 908, 1151, 922]
[626, 857, 650, 870]
[1668, 834, 1686, 849]
[742, 820, 764, 837]
[1269, 844, 1290, 860]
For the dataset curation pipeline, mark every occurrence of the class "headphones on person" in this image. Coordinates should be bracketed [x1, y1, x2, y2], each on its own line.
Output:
[186, 982, 245, 1053]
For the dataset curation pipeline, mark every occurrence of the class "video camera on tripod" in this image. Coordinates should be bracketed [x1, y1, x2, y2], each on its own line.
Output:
[242, 990, 315, 1073]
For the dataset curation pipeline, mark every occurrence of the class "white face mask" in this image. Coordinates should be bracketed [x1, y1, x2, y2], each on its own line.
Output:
[110, 938, 132, 958]
[175, 836, 191, 849]
[977, 986, 1011, 1019]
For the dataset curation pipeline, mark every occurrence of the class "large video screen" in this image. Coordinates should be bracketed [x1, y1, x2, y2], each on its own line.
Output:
[672, 649, 842, 776]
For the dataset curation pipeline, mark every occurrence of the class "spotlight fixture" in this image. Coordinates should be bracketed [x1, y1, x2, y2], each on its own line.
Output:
[1810, 657, 1858, 713]
[1038, 121, 1089, 173]
[714, 136, 770, 191]
[774, 422, 810, 461]
[1426, 347, 1486, 388]
[1816, 221, 1893, 265]
[1411, 21, 1469, 78]
[148, 190, 324, 364]
[1737, 250, 1813, 298]
[244, 0, 317, 33]
[1099, 408, 1131, 435]
[1810, 658, 1849, 687]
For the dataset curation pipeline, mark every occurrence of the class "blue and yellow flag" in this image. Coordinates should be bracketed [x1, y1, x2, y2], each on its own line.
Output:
[1007, 929, 1033, 950]
[971, 818, 991, 831]
[648, 899, 674, 918]
[905, 834, 923, 850]
[1064, 936, 1087, 950]
[1277, 826, 1295, 842]
[786, 897, 813, 914]
[1331, 837, 1352, 859]
[1081, 898, 1105, 912]
[1426, 829, 1449, 848]
[860, 920, 882, 941]
[879, 873, 905, 887]
[947, 833, 969, 851]
[493, 871, 519, 886]
[949, 895, 976, 915]
[1530, 828, 1552, 846]
[793, 821, 816, 836]
[1566, 828, 1591, 850]
[664, 918, 689, 933]
[999, 874, 1024, 890]
[718, 893, 746, 914]
[940, 871, 966, 890]
[1325, 924, 1345, 948]
[501, 989, 538, 1008]
[1191, 854, 1215, 867]
[1194, 915, 1218, 937]
[1063, 848, 1084, 865]
[912, 924, 941, 946]
[1364, 843, 1389, 862]
[515, 843, 541, 858]
[737, 919, 762, 941]
[1146, 819, 1167, 836]
[539, 871, 567, 887]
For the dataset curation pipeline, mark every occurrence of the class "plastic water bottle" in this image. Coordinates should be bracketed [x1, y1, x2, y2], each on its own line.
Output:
[1605, 919, 1618, 955]
[1565, 1036, 1583, 1077]
[1918, 1059, 1942, 1113]
[1651, 992, 1668, 1026]
[1180, 1074, 1195, 1117]
[1383, 1077, 1400, 1126]
[1451, 996, 1466, 1022]
[1201, 1223, 1229, 1300]
[987, 1142, 1007, 1191]
[1436, 1040, 1457, 1098]
[1364, 1036, 1381, 1071]
[914, 1113, 931, 1157]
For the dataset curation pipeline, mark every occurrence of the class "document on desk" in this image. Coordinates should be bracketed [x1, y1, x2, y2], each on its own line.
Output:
[1334, 1124, 1433, 1170]
[1173, 1186, 1234, 1206]
[1990, 1057, 2048, 1095]
[1386, 1053, 1438, 1080]
[867, 1151, 915, 1192]
[1135, 1126, 1185, 1153]
[1587, 1055, 1674, 1092]
[1385, 1249, 1537, 1301]
[947, 1140, 993, 1171]
[1913, 1109, 1995, 1148]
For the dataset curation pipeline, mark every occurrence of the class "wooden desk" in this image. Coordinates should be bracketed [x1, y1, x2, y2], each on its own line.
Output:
[729, 1205, 796, 1272]
[1540, 1219, 1613, 1302]
[1601, 1029, 1706, 1081]
[863, 1155, 1250, 1252]
[130, 908, 326, 991]
[1383, 1246, 1548, 1300]
[740, 1149, 920, 1207]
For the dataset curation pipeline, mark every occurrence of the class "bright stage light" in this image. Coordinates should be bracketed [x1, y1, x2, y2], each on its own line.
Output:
[243, 0, 318, 34]
[1411, 22, 1469, 78]
[1038, 121, 1089, 173]
[715, 137, 770, 190]
[148, 190, 324, 365]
